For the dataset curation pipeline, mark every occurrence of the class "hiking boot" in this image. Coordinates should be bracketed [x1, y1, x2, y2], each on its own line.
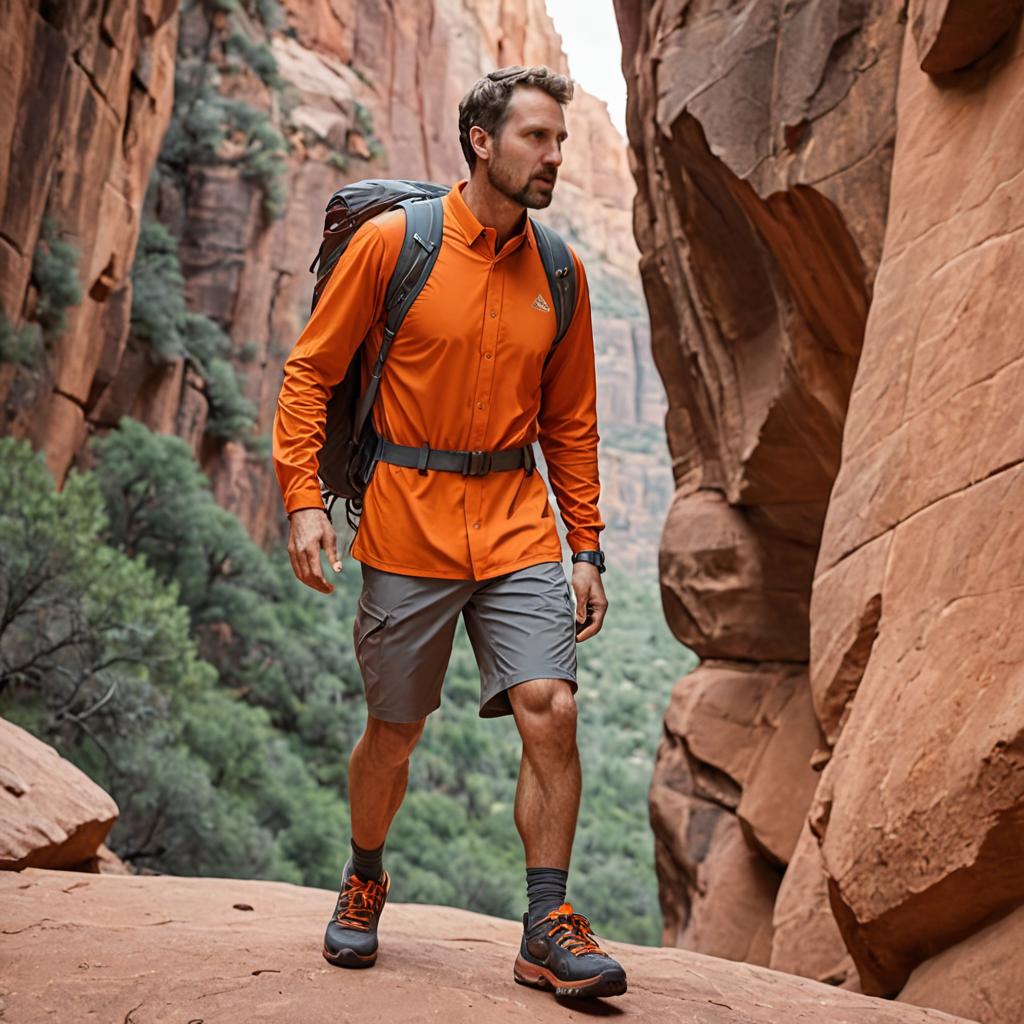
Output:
[322, 857, 390, 968]
[513, 902, 627, 998]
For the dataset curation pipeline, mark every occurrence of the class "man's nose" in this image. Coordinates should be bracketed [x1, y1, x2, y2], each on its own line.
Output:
[544, 141, 563, 167]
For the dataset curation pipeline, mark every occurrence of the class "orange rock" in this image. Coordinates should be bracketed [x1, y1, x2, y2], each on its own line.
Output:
[0, 868, 978, 1022]
[898, 903, 1024, 1024]
[910, 0, 1024, 74]
[811, 19, 1024, 997]
[738, 674, 822, 866]
[770, 821, 855, 986]
[0, 718, 119, 871]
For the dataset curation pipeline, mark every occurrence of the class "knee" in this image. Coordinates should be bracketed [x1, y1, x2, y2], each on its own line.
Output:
[361, 716, 426, 768]
[517, 682, 578, 742]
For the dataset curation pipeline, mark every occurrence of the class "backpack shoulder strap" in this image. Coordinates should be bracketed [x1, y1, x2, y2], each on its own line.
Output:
[384, 196, 444, 328]
[352, 196, 444, 439]
[530, 218, 578, 368]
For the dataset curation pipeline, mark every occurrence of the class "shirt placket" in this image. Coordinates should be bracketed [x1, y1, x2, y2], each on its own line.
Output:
[465, 255, 504, 576]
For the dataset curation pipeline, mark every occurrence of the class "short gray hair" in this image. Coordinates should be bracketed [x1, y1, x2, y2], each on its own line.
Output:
[458, 65, 574, 170]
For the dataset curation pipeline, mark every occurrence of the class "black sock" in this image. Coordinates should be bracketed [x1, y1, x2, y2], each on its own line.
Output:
[526, 866, 568, 928]
[350, 838, 385, 882]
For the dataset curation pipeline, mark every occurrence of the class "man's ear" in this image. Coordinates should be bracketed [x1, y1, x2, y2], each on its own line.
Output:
[469, 125, 490, 163]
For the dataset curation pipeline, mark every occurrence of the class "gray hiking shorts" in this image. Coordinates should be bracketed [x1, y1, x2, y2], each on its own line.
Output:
[352, 560, 578, 723]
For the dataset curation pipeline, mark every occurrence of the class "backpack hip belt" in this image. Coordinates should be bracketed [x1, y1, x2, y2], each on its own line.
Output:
[373, 429, 536, 477]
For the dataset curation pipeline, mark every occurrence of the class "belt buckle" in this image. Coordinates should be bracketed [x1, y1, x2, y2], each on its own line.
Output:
[464, 450, 492, 475]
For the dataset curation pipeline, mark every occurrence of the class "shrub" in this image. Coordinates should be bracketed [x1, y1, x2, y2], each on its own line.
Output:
[0, 313, 42, 367]
[204, 356, 257, 439]
[226, 30, 282, 89]
[131, 220, 255, 441]
[31, 218, 83, 341]
[131, 220, 188, 359]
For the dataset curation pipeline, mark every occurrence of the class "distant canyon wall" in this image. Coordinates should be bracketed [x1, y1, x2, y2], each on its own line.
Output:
[617, 0, 1024, 1019]
[0, 0, 668, 572]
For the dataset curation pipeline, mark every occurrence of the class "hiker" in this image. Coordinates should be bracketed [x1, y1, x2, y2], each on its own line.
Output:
[272, 65, 625, 999]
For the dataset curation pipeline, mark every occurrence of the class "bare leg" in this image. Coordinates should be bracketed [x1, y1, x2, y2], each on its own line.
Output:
[508, 678, 581, 868]
[348, 714, 427, 850]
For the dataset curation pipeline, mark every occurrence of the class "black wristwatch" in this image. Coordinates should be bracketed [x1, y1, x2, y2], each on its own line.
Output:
[571, 550, 606, 574]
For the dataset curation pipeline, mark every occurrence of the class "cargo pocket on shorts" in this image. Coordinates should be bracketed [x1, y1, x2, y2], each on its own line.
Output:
[355, 594, 389, 647]
[354, 593, 390, 696]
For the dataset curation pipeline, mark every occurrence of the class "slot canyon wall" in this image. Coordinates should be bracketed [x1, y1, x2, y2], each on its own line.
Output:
[0, 0, 670, 572]
[615, 0, 1024, 1020]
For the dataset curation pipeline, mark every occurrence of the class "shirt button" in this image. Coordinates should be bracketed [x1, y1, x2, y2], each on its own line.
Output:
[489, 310, 497, 318]
[473, 522, 481, 529]
[477, 401, 485, 409]
[484, 352, 493, 359]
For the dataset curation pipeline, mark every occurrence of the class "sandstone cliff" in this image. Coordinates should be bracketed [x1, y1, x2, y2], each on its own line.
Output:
[0, 0, 669, 573]
[0, 0, 179, 478]
[615, 0, 904, 975]
[617, 0, 1024, 1020]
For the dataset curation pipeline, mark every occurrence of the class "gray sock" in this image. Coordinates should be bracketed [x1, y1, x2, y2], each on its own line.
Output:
[350, 838, 384, 883]
[526, 866, 568, 928]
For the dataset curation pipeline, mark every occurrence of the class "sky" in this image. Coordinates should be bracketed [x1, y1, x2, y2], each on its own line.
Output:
[545, 0, 627, 137]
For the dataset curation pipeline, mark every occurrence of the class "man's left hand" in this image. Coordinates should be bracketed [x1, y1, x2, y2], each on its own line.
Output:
[571, 562, 608, 642]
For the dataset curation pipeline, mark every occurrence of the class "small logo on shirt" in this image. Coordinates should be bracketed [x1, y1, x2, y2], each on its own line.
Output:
[532, 293, 551, 313]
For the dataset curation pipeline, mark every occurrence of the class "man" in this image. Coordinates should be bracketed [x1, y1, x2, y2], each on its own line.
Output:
[272, 65, 626, 999]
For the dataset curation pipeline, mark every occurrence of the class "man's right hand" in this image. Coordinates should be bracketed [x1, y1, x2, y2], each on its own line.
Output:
[287, 507, 342, 594]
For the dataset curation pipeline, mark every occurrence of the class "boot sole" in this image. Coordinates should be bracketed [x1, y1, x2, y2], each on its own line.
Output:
[322, 943, 378, 969]
[513, 954, 627, 998]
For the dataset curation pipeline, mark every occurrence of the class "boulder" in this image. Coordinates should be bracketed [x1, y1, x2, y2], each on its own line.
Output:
[737, 674, 822, 866]
[770, 821, 855, 986]
[0, 718, 119, 871]
[898, 902, 1024, 1024]
[910, 0, 1024, 74]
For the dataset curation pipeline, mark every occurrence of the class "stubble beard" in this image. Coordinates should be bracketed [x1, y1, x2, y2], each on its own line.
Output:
[485, 143, 556, 210]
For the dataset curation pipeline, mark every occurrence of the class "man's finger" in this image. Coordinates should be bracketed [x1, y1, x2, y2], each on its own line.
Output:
[572, 579, 589, 622]
[324, 525, 342, 573]
[287, 544, 303, 583]
[578, 598, 607, 641]
[300, 545, 333, 594]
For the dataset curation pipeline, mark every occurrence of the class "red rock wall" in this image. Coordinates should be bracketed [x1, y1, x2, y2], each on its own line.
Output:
[0, 0, 179, 475]
[811, 4, 1024, 1012]
[614, 0, 904, 971]
[619, 0, 1024, 1016]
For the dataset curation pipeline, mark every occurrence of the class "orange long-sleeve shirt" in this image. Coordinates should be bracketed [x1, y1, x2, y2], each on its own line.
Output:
[272, 179, 604, 581]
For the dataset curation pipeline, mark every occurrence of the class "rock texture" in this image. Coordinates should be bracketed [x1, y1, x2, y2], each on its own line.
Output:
[910, 0, 1024, 73]
[809, 10, 1024, 999]
[0, 868, 978, 1023]
[898, 904, 1024, 1024]
[1, 0, 669, 574]
[620, 0, 1024, 1015]
[769, 822, 855, 987]
[0, 717, 118, 871]
[0, 0, 179, 477]
[614, 0, 904, 969]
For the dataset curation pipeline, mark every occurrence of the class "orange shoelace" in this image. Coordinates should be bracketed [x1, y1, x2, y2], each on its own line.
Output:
[335, 873, 386, 931]
[544, 903, 605, 956]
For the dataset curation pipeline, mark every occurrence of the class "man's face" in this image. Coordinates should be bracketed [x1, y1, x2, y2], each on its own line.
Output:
[480, 86, 567, 209]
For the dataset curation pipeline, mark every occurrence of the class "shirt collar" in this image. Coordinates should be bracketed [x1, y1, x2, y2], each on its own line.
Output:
[445, 179, 535, 252]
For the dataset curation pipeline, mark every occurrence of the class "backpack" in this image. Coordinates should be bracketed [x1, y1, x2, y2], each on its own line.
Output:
[308, 178, 578, 532]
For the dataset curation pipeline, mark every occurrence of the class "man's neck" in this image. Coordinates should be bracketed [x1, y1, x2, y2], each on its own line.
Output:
[461, 175, 528, 252]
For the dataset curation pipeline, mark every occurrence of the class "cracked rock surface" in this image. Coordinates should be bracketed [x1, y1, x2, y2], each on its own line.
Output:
[0, 869, 977, 1023]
